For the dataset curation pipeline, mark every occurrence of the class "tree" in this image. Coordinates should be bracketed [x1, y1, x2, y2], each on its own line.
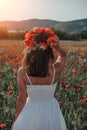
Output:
[80, 30, 87, 39]
[0, 27, 8, 39]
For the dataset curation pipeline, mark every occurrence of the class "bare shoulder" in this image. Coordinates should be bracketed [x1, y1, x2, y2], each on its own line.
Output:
[17, 67, 27, 81]
[17, 67, 29, 85]
[54, 56, 67, 73]
[18, 66, 27, 74]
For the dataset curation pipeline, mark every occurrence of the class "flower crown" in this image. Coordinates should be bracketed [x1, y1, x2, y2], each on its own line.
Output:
[23, 27, 59, 50]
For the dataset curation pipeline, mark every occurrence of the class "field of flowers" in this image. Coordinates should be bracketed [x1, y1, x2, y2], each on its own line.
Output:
[0, 40, 87, 130]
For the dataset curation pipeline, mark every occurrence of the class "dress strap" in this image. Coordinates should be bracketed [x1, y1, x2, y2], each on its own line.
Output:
[50, 64, 56, 85]
[26, 73, 33, 85]
[26, 65, 55, 85]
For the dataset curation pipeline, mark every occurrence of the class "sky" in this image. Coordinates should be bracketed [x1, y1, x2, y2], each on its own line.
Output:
[0, 0, 87, 21]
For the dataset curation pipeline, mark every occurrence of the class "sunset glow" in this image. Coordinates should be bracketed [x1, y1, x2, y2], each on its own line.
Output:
[0, 0, 29, 21]
[0, 0, 87, 21]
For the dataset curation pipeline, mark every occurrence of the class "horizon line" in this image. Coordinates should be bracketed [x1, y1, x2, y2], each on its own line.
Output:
[0, 17, 87, 22]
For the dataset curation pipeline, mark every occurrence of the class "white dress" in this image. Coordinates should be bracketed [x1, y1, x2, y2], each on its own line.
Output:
[13, 64, 67, 130]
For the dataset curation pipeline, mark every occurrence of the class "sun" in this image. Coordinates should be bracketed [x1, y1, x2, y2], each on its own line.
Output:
[0, 0, 12, 20]
[0, 0, 20, 21]
[0, 0, 28, 21]
[0, 0, 9, 7]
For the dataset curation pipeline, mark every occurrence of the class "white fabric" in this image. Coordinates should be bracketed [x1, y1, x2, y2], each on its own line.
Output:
[13, 83, 67, 130]
[13, 65, 67, 130]
[26, 73, 33, 85]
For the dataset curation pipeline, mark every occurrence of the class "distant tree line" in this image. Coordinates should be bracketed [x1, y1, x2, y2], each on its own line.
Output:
[52, 29, 87, 41]
[0, 27, 87, 41]
[0, 27, 25, 40]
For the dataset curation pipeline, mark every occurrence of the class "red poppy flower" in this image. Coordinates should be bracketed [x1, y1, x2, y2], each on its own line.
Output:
[7, 85, 12, 91]
[72, 73, 77, 77]
[8, 90, 13, 95]
[79, 100, 84, 105]
[82, 67, 87, 72]
[78, 83, 82, 87]
[84, 96, 87, 101]
[76, 88, 81, 92]
[47, 37, 57, 46]
[0, 123, 6, 129]
[45, 28, 55, 36]
[24, 27, 58, 50]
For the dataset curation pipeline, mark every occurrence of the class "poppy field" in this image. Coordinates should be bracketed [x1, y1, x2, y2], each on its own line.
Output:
[0, 40, 87, 130]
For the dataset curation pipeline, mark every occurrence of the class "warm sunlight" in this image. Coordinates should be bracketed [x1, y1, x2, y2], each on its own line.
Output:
[0, 0, 29, 21]
[0, 0, 13, 13]
[0, 0, 17, 20]
[0, 0, 87, 21]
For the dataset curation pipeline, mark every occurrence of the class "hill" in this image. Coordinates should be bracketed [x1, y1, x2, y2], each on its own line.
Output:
[0, 19, 58, 32]
[52, 19, 87, 33]
[0, 18, 87, 33]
